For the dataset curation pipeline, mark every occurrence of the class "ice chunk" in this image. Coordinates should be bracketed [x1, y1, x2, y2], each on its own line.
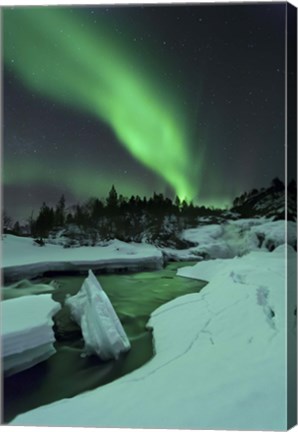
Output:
[66, 270, 131, 360]
[4, 343, 56, 376]
[2, 294, 61, 376]
[2, 279, 56, 300]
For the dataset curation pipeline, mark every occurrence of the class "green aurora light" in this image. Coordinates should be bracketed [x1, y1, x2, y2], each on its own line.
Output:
[3, 7, 200, 201]
[4, 158, 152, 201]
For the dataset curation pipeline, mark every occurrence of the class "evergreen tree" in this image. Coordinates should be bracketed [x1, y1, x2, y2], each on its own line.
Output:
[27, 210, 35, 237]
[271, 177, 285, 192]
[13, 221, 21, 236]
[74, 204, 89, 228]
[34, 203, 55, 239]
[92, 198, 104, 221]
[2, 211, 12, 233]
[55, 194, 66, 227]
[174, 196, 181, 208]
[181, 199, 189, 214]
[233, 197, 240, 207]
[106, 185, 118, 208]
[106, 185, 118, 217]
[66, 212, 74, 224]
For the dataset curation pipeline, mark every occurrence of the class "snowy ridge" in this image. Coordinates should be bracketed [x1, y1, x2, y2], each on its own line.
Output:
[2, 294, 61, 376]
[11, 244, 296, 429]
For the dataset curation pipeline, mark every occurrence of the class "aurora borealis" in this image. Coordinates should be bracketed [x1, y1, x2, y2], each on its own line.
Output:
[3, 3, 288, 219]
[4, 7, 197, 201]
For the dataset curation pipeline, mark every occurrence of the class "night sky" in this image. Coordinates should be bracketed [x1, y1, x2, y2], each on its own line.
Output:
[3, 3, 287, 220]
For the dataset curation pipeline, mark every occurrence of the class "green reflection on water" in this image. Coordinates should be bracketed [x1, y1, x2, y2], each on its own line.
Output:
[4, 262, 206, 423]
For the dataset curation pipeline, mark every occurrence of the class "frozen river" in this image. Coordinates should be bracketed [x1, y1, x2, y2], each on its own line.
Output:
[3, 262, 206, 423]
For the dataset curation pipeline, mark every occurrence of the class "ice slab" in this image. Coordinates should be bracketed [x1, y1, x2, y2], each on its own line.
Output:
[2, 235, 163, 282]
[2, 294, 61, 376]
[4, 343, 56, 377]
[66, 270, 131, 360]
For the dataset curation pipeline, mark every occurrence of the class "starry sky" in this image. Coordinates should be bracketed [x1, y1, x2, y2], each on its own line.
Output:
[3, 3, 288, 220]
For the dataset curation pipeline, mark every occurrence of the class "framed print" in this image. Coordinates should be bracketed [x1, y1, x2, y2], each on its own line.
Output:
[1, 2, 297, 429]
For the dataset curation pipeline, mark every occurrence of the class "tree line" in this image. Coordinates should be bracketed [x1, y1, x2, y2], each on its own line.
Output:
[3, 177, 295, 246]
[30, 186, 224, 244]
[3, 186, 224, 246]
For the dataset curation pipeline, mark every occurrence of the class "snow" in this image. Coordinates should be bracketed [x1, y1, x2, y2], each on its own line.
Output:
[2, 220, 295, 279]
[175, 218, 296, 260]
[182, 223, 224, 244]
[3, 218, 296, 428]
[161, 246, 204, 261]
[2, 279, 56, 300]
[66, 270, 131, 360]
[2, 294, 61, 376]
[177, 258, 230, 281]
[10, 244, 296, 429]
[2, 235, 163, 281]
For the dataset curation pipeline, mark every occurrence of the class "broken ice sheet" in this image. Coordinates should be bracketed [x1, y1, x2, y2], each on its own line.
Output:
[66, 269, 131, 360]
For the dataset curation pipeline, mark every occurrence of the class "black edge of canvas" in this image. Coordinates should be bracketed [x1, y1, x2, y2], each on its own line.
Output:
[286, 1, 297, 429]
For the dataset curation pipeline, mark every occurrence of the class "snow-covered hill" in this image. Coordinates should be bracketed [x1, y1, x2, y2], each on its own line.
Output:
[231, 181, 297, 221]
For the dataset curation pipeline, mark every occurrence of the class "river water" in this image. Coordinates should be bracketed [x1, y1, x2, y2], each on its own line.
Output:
[3, 262, 206, 423]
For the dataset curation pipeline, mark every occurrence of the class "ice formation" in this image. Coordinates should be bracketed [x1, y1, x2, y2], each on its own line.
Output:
[2, 294, 61, 376]
[66, 270, 131, 360]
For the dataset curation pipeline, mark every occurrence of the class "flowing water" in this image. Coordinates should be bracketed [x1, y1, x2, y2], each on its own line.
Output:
[3, 262, 207, 423]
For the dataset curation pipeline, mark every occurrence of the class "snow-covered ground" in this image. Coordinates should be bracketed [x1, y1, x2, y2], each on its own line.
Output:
[2, 235, 163, 281]
[2, 219, 295, 279]
[163, 218, 296, 261]
[2, 217, 296, 429]
[10, 245, 296, 429]
[2, 294, 61, 376]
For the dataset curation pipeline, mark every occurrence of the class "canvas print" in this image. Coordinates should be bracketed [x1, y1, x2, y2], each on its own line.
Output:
[1, 2, 297, 429]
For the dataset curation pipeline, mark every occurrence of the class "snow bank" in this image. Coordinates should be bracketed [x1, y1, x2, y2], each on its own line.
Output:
[250, 220, 296, 250]
[11, 246, 294, 429]
[182, 223, 224, 244]
[3, 220, 294, 280]
[2, 235, 163, 281]
[178, 218, 296, 259]
[161, 246, 204, 262]
[66, 270, 130, 360]
[2, 294, 61, 376]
